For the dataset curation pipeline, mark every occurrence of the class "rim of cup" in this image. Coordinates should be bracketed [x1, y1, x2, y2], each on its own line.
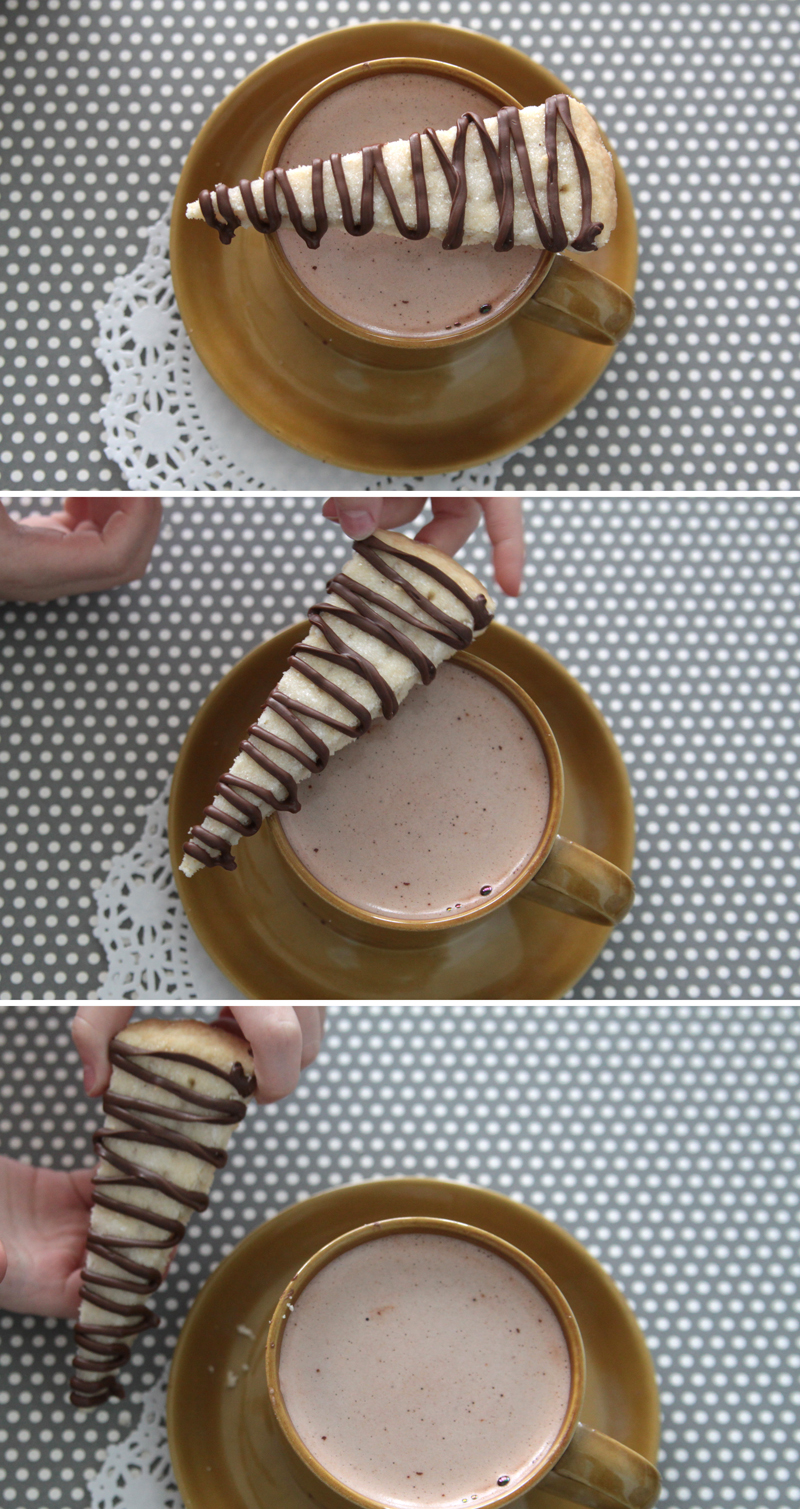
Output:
[270, 651, 565, 934]
[265, 1214, 586, 1509]
[260, 56, 555, 352]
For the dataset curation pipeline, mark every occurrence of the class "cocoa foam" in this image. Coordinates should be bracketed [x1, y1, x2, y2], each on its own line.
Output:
[278, 1232, 572, 1508]
[276, 71, 543, 338]
[277, 661, 551, 920]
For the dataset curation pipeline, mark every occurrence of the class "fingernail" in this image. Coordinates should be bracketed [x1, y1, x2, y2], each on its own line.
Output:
[335, 505, 378, 540]
[83, 1064, 96, 1096]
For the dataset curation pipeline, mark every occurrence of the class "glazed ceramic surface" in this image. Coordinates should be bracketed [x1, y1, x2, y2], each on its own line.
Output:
[171, 22, 638, 474]
[166, 1179, 660, 1509]
[169, 621, 635, 999]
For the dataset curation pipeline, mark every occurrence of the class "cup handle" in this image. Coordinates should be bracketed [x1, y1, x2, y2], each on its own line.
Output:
[521, 835, 634, 926]
[520, 256, 635, 345]
[535, 1423, 661, 1508]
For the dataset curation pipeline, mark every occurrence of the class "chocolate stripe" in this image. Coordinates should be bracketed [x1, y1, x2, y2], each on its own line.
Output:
[70, 1039, 254, 1407]
[205, 96, 602, 254]
[183, 537, 493, 870]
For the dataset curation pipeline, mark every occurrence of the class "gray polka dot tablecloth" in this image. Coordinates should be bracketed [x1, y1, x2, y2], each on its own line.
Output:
[1, 0, 799, 490]
[0, 1002, 798, 1509]
[1, 495, 799, 1001]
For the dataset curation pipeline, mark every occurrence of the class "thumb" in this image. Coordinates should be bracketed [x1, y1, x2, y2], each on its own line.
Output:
[326, 500, 382, 540]
[71, 1006, 135, 1096]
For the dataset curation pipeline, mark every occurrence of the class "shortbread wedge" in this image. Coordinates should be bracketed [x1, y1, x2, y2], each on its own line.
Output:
[70, 1018, 256, 1408]
[186, 95, 616, 253]
[180, 530, 496, 877]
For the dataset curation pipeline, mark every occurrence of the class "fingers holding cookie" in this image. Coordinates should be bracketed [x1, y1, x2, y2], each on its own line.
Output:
[219, 1005, 326, 1103]
[71, 1006, 136, 1096]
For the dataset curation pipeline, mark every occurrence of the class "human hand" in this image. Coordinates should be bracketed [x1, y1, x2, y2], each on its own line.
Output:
[0, 496, 163, 602]
[71, 1005, 327, 1106]
[0, 1156, 94, 1318]
[321, 496, 525, 596]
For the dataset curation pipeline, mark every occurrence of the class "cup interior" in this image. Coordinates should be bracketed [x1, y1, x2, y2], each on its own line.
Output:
[266, 1216, 585, 1509]
[271, 652, 564, 934]
[260, 56, 553, 350]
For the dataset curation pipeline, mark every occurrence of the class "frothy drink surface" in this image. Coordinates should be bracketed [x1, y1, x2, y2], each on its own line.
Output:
[278, 1233, 572, 1508]
[278, 663, 551, 920]
[277, 71, 543, 338]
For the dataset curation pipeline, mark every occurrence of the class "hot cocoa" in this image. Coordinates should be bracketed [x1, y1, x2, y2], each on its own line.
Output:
[275, 69, 543, 338]
[278, 1231, 572, 1509]
[277, 660, 551, 920]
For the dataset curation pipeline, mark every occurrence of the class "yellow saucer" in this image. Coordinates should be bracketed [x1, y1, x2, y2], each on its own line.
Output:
[166, 1178, 660, 1509]
[170, 22, 638, 476]
[168, 622, 635, 1000]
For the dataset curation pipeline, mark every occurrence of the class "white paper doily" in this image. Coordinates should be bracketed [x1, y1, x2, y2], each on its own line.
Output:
[86, 1373, 183, 1509]
[92, 781, 244, 1001]
[94, 213, 507, 494]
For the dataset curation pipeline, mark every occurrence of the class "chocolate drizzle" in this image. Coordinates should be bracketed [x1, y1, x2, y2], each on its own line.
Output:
[354, 536, 493, 632]
[183, 537, 492, 871]
[198, 94, 602, 254]
[70, 1039, 255, 1408]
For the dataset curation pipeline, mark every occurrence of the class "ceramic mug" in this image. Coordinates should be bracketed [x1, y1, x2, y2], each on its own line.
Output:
[260, 57, 635, 369]
[265, 1216, 661, 1509]
[270, 652, 635, 948]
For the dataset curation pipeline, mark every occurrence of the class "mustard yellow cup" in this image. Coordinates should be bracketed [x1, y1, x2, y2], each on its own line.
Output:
[260, 56, 635, 369]
[271, 652, 635, 949]
[265, 1216, 661, 1509]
